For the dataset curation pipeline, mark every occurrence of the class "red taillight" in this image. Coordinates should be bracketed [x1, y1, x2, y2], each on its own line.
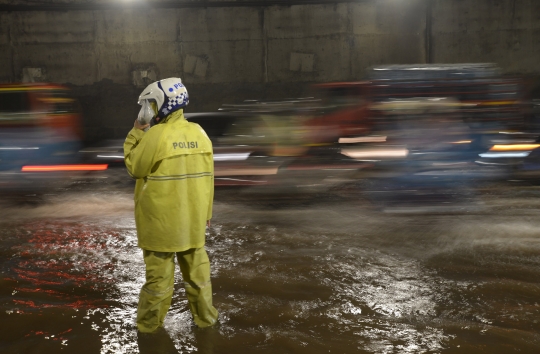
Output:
[21, 165, 108, 172]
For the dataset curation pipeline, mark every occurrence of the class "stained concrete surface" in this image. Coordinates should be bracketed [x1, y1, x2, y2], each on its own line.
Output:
[4, 1, 540, 141]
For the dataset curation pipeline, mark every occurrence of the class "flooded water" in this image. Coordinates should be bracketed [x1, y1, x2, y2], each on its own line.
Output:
[1, 184, 540, 353]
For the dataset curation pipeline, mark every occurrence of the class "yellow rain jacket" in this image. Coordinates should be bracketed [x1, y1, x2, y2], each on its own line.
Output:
[124, 110, 214, 252]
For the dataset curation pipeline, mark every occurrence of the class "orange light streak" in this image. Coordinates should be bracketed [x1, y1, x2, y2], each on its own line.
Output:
[21, 164, 108, 172]
[490, 144, 540, 151]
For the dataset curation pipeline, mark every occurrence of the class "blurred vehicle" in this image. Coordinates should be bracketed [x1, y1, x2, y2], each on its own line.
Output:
[317, 64, 532, 210]
[315, 64, 533, 185]
[473, 132, 540, 181]
[90, 109, 368, 196]
[359, 98, 482, 212]
[87, 63, 535, 199]
[211, 63, 529, 198]
[185, 112, 282, 186]
[474, 92, 540, 179]
[302, 82, 372, 145]
[0, 83, 107, 193]
[215, 101, 370, 195]
[366, 63, 528, 137]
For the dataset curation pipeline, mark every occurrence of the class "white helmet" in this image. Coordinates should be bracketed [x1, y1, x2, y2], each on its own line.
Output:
[137, 78, 189, 123]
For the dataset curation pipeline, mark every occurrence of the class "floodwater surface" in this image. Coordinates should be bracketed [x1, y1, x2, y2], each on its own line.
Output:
[0, 186, 539, 353]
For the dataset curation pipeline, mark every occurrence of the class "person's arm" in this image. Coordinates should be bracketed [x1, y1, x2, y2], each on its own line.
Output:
[124, 120, 158, 179]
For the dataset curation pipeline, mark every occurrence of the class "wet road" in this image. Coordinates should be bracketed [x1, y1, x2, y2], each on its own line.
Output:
[1, 183, 540, 353]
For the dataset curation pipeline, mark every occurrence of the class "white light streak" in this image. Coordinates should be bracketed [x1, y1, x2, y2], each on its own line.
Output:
[213, 153, 251, 162]
[479, 152, 531, 158]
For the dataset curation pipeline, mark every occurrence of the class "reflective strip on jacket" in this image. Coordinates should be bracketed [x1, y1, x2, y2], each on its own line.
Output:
[124, 110, 214, 252]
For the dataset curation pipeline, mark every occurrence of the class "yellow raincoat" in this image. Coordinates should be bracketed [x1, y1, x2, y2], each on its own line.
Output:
[124, 109, 218, 331]
[124, 110, 214, 252]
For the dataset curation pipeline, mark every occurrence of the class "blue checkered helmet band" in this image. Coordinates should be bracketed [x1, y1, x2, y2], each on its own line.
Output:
[157, 81, 189, 118]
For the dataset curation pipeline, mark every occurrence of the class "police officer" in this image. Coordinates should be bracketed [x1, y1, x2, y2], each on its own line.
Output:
[124, 78, 218, 333]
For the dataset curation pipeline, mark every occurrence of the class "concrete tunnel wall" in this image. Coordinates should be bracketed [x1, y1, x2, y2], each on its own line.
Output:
[0, 0, 539, 142]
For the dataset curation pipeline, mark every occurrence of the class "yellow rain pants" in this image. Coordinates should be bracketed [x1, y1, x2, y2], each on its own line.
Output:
[137, 248, 218, 333]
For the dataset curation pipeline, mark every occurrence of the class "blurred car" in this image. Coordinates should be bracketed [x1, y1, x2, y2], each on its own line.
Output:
[185, 112, 285, 187]
[304, 82, 372, 144]
[359, 98, 483, 212]
[0, 83, 107, 193]
[209, 104, 370, 194]
[366, 64, 528, 142]
[324, 64, 532, 184]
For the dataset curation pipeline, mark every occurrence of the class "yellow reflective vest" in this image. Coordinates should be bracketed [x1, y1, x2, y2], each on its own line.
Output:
[124, 110, 214, 252]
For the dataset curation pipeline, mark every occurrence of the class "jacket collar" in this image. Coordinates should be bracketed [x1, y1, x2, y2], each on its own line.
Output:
[161, 109, 185, 124]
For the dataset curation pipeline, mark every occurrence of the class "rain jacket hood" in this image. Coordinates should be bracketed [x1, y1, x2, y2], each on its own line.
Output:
[124, 110, 214, 252]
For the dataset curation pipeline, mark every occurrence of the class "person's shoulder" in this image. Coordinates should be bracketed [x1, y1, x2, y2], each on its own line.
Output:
[186, 122, 211, 140]
[186, 121, 203, 130]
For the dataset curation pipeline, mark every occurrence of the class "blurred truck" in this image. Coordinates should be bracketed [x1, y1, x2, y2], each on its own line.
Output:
[304, 64, 530, 170]
[0, 83, 107, 194]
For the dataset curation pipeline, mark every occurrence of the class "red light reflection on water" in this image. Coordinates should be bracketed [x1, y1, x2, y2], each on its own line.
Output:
[23, 328, 73, 346]
[9, 221, 122, 311]
[13, 299, 104, 309]
[25, 328, 73, 338]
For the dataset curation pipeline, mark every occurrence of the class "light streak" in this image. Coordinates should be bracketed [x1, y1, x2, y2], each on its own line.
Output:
[489, 144, 540, 151]
[479, 152, 531, 158]
[22, 165, 108, 172]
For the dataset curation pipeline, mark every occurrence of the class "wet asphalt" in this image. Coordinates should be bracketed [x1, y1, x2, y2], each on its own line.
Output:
[1, 180, 540, 354]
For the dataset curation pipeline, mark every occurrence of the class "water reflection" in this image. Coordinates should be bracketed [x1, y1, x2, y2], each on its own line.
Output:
[0, 190, 540, 353]
[205, 223, 449, 353]
[137, 328, 178, 354]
